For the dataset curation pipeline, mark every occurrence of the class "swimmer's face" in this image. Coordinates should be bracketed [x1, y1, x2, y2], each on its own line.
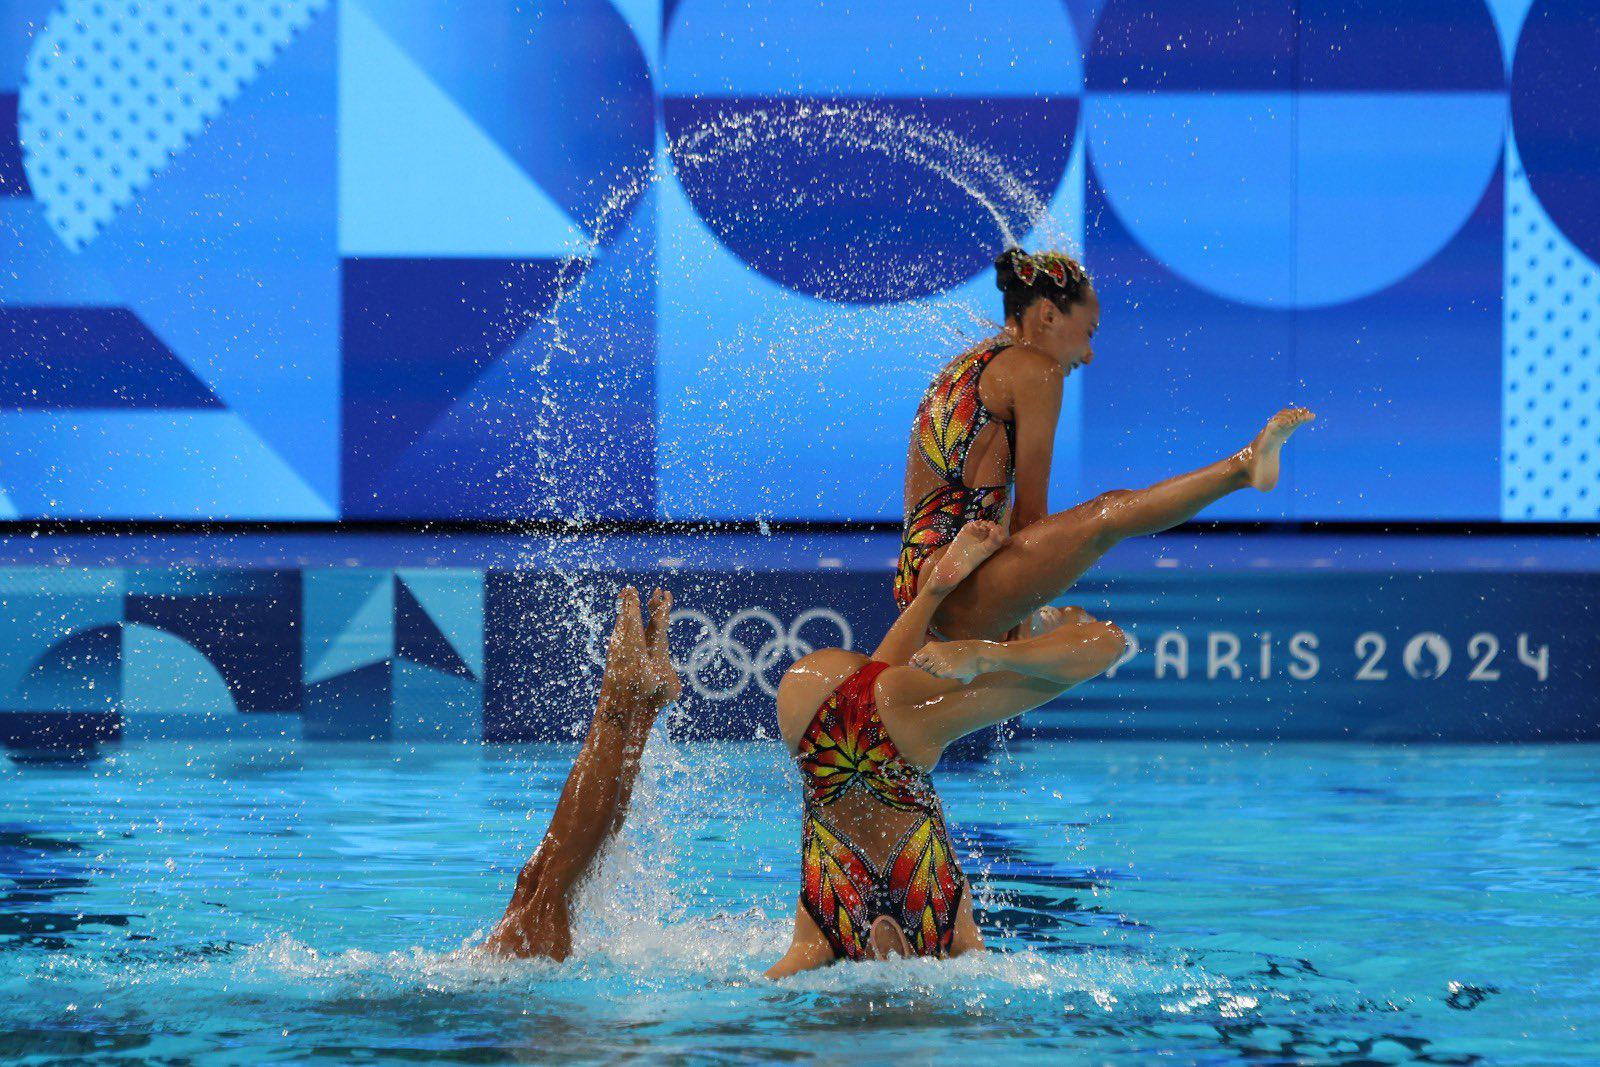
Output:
[1036, 286, 1099, 373]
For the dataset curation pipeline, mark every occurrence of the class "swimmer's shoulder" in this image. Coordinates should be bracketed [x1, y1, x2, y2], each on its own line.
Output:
[991, 341, 1062, 382]
[777, 648, 871, 752]
[985, 342, 1063, 416]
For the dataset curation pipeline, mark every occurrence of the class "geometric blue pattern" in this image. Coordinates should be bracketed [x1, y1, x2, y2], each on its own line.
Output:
[337, 0, 589, 258]
[1502, 140, 1600, 519]
[0, 307, 222, 408]
[340, 258, 569, 515]
[0, 568, 302, 745]
[0, 569, 121, 756]
[395, 577, 475, 679]
[19, 0, 326, 250]
[0, 3, 339, 518]
[353, 0, 653, 247]
[1085, 0, 1505, 308]
[0, 549, 1596, 755]
[302, 569, 481, 743]
[662, 0, 1080, 302]
[124, 570, 302, 713]
[0, 0, 1593, 522]
[328, 0, 663, 519]
[0, 566, 488, 754]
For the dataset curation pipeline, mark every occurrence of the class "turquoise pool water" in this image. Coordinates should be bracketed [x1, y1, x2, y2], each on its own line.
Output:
[3, 739, 1597, 1064]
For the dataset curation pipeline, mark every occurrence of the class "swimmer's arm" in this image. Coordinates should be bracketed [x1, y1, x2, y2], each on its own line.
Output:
[764, 904, 837, 979]
[1007, 359, 1064, 535]
[871, 583, 948, 666]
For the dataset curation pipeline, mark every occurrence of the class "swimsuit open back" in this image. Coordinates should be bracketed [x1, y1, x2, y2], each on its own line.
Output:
[794, 660, 968, 960]
[895, 342, 1015, 610]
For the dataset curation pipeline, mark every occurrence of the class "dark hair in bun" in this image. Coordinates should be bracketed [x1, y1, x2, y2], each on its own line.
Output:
[994, 247, 1092, 323]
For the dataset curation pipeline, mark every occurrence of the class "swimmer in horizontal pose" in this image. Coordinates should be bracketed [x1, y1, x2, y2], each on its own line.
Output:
[767, 520, 1128, 977]
[899, 246, 1315, 640]
[482, 586, 680, 960]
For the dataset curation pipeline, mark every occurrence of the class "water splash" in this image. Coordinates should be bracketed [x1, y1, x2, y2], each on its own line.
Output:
[473, 101, 1081, 743]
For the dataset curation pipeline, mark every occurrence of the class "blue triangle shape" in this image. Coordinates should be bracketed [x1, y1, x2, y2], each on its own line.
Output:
[341, 257, 569, 493]
[0, 307, 223, 409]
[395, 570, 483, 677]
[394, 576, 475, 680]
[306, 576, 395, 684]
[339, 1, 591, 257]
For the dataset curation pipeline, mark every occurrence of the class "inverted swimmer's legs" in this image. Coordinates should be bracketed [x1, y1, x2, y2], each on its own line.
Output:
[482, 588, 679, 961]
[932, 408, 1314, 641]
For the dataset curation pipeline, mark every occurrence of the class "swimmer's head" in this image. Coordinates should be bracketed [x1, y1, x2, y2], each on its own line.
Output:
[994, 247, 1098, 372]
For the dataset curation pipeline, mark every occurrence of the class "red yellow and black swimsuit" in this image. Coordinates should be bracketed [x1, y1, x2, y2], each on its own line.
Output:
[795, 661, 967, 959]
[895, 342, 1015, 611]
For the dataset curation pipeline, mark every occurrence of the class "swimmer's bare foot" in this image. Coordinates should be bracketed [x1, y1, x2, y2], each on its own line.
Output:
[602, 587, 679, 731]
[1241, 407, 1315, 492]
[910, 639, 989, 683]
[642, 588, 681, 709]
[925, 520, 1009, 596]
[1023, 604, 1088, 639]
[604, 588, 661, 699]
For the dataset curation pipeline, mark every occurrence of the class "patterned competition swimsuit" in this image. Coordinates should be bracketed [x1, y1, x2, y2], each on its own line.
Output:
[795, 661, 967, 959]
[895, 342, 1015, 610]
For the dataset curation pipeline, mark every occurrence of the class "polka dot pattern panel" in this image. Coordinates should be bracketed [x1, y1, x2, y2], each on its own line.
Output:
[1503, 145, 1600, 520]
[19, 0, 327, 250]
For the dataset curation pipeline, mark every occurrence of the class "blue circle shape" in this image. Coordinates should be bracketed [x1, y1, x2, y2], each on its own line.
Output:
[1087, 0, 1505, 308]
[1513, 0, 1600, 265]
[662, 0, 1081, 305]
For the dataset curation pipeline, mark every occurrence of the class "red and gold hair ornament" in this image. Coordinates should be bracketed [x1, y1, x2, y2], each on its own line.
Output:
[1007, 248, 1089, 290]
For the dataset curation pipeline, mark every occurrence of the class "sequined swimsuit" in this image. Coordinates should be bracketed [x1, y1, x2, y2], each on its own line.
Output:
[795, 661, 967, 960]
[895, 342, 1015, 610]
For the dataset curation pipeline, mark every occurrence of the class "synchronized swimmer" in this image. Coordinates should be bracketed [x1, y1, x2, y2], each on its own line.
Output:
[481, 247, 1315, 974]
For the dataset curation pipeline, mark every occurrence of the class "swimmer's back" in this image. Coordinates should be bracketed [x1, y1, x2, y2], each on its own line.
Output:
[900, 339, 1062, 515]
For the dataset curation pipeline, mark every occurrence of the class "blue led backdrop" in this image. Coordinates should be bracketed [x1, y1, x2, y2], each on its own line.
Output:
[1, 0, 1595, 521]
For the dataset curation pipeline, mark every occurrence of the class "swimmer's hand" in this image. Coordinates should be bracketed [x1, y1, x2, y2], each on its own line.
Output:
[910, 639, 990, 683]
[925, 521, 1009, 596]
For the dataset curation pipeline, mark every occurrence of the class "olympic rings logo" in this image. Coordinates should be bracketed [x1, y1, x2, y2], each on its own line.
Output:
[669, 608, 853, 701]
[583, 605, 853, 701]
[579, 607, 851, 700]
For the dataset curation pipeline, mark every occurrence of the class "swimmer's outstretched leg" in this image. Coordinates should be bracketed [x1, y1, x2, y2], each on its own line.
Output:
[482, 587, 680, 960]
[935, 408, 1314, 640]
